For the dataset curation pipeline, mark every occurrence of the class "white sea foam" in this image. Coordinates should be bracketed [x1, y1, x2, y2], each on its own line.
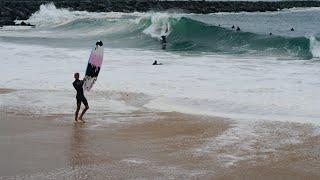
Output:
[140, 12, 180, 39]
[18, 3, 133, 28]
[193, 120, 312, 167]
[0, 90, 139, 115]
[310, 36, 320, 58]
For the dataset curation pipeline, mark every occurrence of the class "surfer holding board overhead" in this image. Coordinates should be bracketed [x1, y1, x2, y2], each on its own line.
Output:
[73, 72, 89, 123]
[73, 40, 104, 123]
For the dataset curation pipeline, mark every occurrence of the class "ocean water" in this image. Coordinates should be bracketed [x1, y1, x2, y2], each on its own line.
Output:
[1, 3, 320, 123]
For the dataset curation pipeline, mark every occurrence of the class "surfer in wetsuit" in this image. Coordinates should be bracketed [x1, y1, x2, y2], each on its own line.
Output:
[73, 72, 89, 123]
[161, 35, 167, 50]
[161, 25, 169, 50]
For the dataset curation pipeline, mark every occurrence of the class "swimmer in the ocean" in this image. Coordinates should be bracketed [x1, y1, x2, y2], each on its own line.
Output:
[152, 60, 163, 65]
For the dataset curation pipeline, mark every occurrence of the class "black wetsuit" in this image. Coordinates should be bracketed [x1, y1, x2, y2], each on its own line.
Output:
[161, 36, 167, 50]
[73, 79, 88, 106]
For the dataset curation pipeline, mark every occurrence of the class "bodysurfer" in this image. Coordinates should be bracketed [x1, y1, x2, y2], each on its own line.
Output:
[73, 72, 89, 123]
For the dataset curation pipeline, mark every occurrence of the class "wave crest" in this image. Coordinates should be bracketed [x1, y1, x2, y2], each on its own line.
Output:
[23, 3, 320, 59]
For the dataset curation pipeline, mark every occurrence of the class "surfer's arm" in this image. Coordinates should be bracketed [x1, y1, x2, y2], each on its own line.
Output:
[80, 80, 85, 86]
[72, 82, 77, 90]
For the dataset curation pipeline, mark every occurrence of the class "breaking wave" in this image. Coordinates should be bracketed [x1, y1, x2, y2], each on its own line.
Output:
[20, 3, 320, 59]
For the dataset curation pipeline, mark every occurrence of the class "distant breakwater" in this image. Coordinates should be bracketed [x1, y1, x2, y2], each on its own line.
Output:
[1, 0, 320, 26]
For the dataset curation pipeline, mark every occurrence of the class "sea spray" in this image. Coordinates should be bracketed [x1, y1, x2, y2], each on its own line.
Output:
[140, 13, 180, 40]
[23, 3, 125, 28]
[310, 36, 320, 58]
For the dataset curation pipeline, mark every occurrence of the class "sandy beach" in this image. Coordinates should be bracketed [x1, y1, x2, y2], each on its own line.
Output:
[1, 89, 320, 179]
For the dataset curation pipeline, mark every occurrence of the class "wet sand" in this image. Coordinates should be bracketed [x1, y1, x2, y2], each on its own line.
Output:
[1, 112, 320, 179]
[1, 89, 320, 179]
[0, 112, 230, 179]
[0, 88, 14, 94]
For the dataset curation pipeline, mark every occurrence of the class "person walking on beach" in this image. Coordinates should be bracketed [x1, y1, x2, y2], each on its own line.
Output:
[73, 72, 89, 123]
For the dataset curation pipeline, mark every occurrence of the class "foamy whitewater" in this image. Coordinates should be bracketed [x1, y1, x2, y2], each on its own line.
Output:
[1, 3, 320, 124]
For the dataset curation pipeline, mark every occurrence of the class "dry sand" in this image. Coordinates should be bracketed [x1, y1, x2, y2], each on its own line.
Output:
[1, 88, 320, 179]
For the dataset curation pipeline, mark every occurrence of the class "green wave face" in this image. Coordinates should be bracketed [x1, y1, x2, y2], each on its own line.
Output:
[17, 8, 320, 59]
[83, 15, 315, 59]
[166, 17, 313, 59]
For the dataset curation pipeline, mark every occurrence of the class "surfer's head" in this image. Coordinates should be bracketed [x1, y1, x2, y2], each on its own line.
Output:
[96, 40, 103, 47]
[74, 72, 79, 80]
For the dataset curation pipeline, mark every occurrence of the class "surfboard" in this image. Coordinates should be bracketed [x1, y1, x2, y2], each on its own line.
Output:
[83, 41, 104, 91]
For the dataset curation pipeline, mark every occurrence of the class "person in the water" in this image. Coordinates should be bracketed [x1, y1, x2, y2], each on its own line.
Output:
[96, 40, 103, 46]
[153, 60, 163, 65]
[161, 35, 167, 50]
[291, 28, 295, 31]
[236, 27, 241, 31]
[161, 25, 169, 50]
[231, 25, 235, 29]
[161, 35, 167, 49]
[73, 72, 89, 123]
[161, 35, 167, 44]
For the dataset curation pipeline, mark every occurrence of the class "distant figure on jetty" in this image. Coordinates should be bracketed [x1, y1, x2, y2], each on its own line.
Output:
[231, 25, 235, 29]
[290, 28, 295, 31]
[236, 27, 241, 31]
[152, 60, 163, 65]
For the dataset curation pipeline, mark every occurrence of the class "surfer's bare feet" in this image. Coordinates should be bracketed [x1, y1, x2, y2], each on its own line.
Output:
[78, 117, 85, 123]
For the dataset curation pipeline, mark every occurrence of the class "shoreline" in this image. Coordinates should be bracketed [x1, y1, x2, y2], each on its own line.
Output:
[1, 1, 320, 26]
[1, 88, 320, 178]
